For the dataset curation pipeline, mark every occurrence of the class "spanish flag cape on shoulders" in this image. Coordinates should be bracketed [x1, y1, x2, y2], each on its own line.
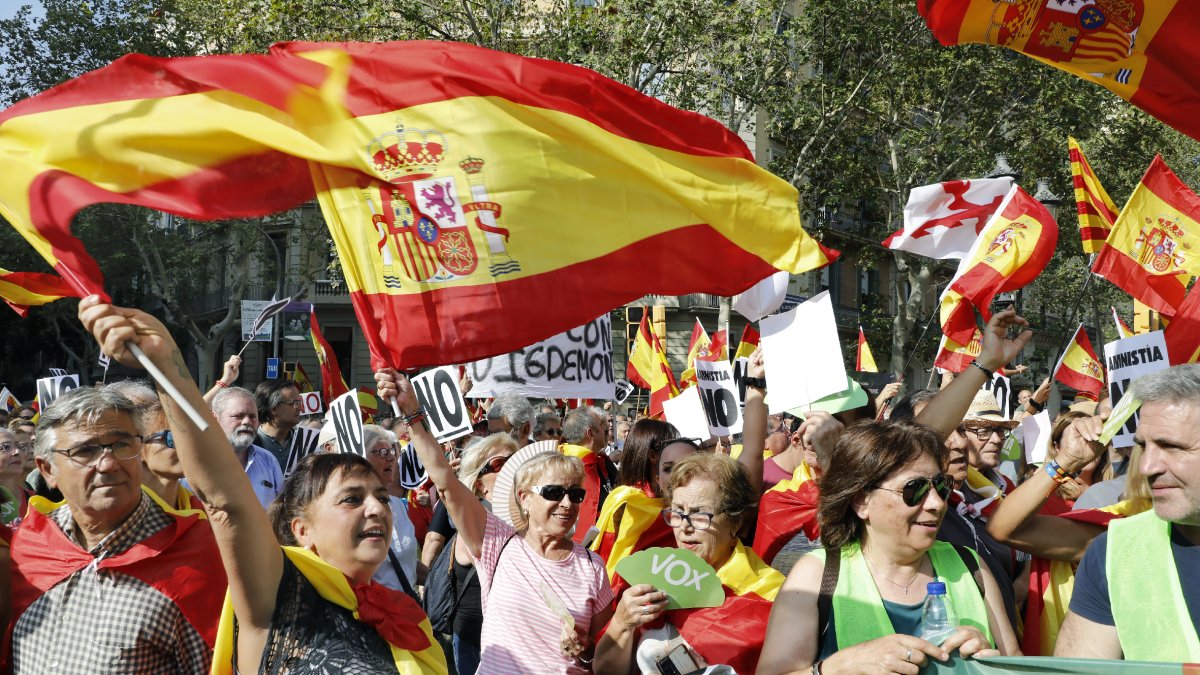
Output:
[752, 462, 820, 565]
[211, 546, 446, 675]
[7, 494, 225, 656]
[662, 540, 783, 675]
[1022, 499, 1148, 656]
[590, 483, 673, 594]
[560, 443, 611, 545]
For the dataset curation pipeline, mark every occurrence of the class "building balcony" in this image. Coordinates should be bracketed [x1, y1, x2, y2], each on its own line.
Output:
[631, 293, 722, 312]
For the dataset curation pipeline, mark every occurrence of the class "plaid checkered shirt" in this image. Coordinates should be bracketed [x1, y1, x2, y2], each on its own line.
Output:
[12, 494, 212, 674]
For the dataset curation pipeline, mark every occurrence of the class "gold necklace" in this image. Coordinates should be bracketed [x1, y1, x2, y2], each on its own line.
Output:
[863, 554, 926, 597]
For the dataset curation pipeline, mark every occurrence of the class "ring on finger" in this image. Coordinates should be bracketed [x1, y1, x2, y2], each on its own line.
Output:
[642, 605, 649, 616]
[905, 647, 913, 662]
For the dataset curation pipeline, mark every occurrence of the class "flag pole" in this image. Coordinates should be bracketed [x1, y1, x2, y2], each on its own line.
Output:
[127, 343, 209, 432]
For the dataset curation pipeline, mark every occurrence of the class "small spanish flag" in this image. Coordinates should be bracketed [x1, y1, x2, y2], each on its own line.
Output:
[933, 327, 983, 374]
[290, 361, 315, 393]
[627, 313, 678, 417]
[856, 326, 878, 373]
[1092, 156, 1197, 317]
[0, 267, 80, 317]
[310, 308, 350, 406]
[680, 319, 712, 387]
[1069, 138, 1119, 255]
[733, 324, 759, 362]
[1052, 323, 1105, 401]
[940, 186, 1058, 345]
[1111, 306, 1133, 339]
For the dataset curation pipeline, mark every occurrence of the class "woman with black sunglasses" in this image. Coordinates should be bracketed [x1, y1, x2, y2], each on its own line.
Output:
[375, 369, 615, 674]
[758, 422, 1020, 675]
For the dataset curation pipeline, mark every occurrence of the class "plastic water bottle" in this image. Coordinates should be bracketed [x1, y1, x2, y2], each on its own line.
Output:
[919, 581, 958, 646]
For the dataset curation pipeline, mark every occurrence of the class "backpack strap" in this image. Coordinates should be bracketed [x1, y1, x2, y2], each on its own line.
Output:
[952, 543, 986, 598]
[818, 547, 840, 642]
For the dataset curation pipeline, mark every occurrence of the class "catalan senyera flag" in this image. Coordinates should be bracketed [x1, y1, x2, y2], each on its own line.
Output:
[919, 1, 1200, 144]
[1052, 323, 1105, 401]
[298, 41, 838, 370]
[940, 186, 1058, 345]
[856, 326, 878, 373]
[1164, 282, 1200, 365]
[309, 308, 350, 405]
[1111, 306, 1133, 339]
[0, 267, 80, 317]
[1069, 137, 1119, 254]
[752, 463, 819, 565]
[680, 319, 712, 386]
[1091, 156, 1197, 316]
[934, 327, 984, 373]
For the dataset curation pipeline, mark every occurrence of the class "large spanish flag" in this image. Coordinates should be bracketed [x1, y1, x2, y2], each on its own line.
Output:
[0, 267, 80, 317]
[918, 1, 1200, 143]
[1091, 156, 1196, 316]
[1069, 137, 1118, 254]
[752, 463, 819, 565]
[940, 186, 1058, 345]
[297, 41, 838, 369]
[1051, 323, 1105, 400]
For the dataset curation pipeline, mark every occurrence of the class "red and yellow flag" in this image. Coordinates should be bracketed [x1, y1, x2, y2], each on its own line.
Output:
[856, 326, 878, 373]
[1069, 137, 1118, 254]
[309, 308, 350, 405]
[707, 329, 728, 362]
[940, 186, 1058, 345]
[301, 41, 839, 370]
[934, 327, 983, 373]
[290, 361, 315, 393]
[919, 1, 1200, 143]
[0, 267, 80, 317]
[1111, 306, 1133, 339]
[626, 313, 657, 389]
[733, 324, 759, 362]
[647, 335, 679, 420]
[752, 464, 819, 565]
[590, 484, 675, 594]
[1164, 283, 1200, 365]
[1052, 324, 1105, 401]
[680, 319, 712, 386]
[1091, 156, 1197, 316]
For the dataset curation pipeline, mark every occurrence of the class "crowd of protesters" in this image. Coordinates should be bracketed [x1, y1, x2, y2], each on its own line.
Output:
[0, 299, 1193, 674]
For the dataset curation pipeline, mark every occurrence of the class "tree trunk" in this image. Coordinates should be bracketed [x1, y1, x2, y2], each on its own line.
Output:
[890, 251, 933, 385]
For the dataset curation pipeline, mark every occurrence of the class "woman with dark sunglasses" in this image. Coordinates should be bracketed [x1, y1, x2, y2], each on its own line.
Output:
[375, 369, 615, 674]
[758, 422, 1020, 675]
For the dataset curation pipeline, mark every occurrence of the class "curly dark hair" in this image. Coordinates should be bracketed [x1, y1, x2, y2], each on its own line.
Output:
[268, 453, 383, 545]
[816, 421, 948, 550]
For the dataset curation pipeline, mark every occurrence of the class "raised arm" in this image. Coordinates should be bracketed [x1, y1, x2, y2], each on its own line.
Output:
[375, 368, 488, 557]
[202, 355, 242, 405]
[916, 308, 1031, 438]
[740, 346, 768, 495]
[77, 298, 283, 632]
[987, 415, 1107, 562]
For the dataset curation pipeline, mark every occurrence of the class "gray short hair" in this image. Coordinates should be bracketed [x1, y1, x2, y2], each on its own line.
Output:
[489, 393, 534, 432]
[34, 387, 143, 460]
[105, 379, 158, 407]
[211, 387, 257, 415]
[362, 424, 394, 453]
[561, 408, 596, 444]
[1130, 365, 1200, 407]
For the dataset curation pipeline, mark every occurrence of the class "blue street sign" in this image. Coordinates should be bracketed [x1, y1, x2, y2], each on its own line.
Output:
[266, 357, 280, 379]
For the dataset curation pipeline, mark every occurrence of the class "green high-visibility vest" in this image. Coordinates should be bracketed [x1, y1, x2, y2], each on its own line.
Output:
[1107, 510, 1200, 662]
[809, 541, 993, 649]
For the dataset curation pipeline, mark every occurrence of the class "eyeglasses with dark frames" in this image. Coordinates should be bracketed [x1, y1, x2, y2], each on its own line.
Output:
[661, 508, 721, 531]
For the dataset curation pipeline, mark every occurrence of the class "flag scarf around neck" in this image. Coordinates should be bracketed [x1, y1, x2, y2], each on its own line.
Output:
[661, 540, 783, 675]
[752, 463, 819, 565]
[1069, 137, 1118, 254]
[940, 186, 1058, 345]
[293, 40, 838, 369]
[309, 308, 350, 405]
[1091, 156, 1197, 316]
[9, 495, 225, 663]
[0, 267, 80, 317]
[1052, 323, 1105, 400]
[918, 1, 1200, 144]
[0, 48, 368, 300]
[934, 327, 983, 373]
[210, 546, 445, 675]
[590, 483, 674, 592]
[856, 327, 878, 372]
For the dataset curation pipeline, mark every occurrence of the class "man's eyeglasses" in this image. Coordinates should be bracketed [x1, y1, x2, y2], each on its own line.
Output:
[531, 484, 586, 504]
[958, 425, 1008, 440]
[144, 430, 175, 449]
[872, 474, 952, 507]
[662, 509, 720, 531]
[477, 454, 509, 477]
[53, 436, 143, 467]
[281, 399, 303, 408]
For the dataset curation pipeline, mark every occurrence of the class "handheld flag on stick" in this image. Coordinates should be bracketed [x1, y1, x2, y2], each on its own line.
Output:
[934, 328, 984, 374]
[1069, 138, 1118, 255]
[733, 324, 760, 362]
[883, 178, 1013, 259]
[940, 186, 1058, 345]
[0, 268, 81, 317]
[1111, 307, 1133, 339]
[291, 361, 315, 393]
[1091, 156, 1197, 316]
[681, 319, 712, 386]
[919, 0, 1200, 144]
[856, 327, 878, 373]
[309, 307, 350, 406]
[235, 295, 291, 358]
[1051, 324, 1105, 401]
[626, 314, 657, 390]
[707, 329, 728, 362]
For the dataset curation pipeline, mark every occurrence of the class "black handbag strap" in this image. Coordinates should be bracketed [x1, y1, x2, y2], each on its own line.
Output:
[450, 534, 479, 606]
[817, 547, 840, 641]
[387, 547, 420, 602]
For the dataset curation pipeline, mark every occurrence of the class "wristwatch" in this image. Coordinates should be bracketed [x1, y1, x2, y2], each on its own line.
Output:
[744, 376, 767, 391]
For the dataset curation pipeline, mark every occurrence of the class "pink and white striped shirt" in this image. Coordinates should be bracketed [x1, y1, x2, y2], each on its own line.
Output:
[475, 512, 614, 674]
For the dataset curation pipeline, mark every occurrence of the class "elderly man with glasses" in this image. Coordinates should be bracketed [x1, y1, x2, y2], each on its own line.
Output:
[7, 386, 224, 673]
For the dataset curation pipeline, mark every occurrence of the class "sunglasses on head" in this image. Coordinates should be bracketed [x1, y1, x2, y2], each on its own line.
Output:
[477, 454, 509, 477]
[531, 484, 586, 503]
[873, 474, 952, 507]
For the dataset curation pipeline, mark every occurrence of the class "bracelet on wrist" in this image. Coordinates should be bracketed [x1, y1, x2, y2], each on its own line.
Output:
[969, 360, 995, 380]
[1044, 459, 1080, 485]
[403, 407, 429, 431]
[744, 376, 767, 391]
[214, 380, 228, 388]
